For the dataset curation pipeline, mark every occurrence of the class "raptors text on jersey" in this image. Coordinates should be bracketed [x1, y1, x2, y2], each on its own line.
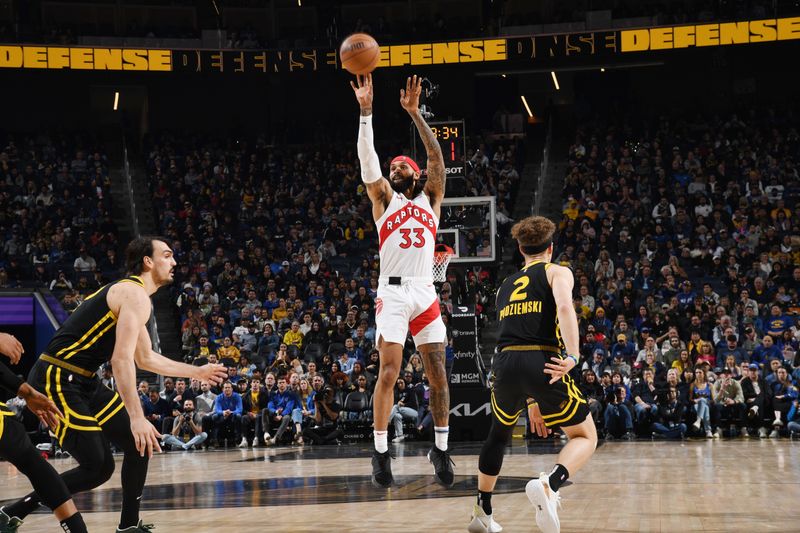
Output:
[376, 192, 438, 279]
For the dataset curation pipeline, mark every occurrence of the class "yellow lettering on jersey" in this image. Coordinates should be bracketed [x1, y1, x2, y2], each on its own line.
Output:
[499, 300, 542, 320]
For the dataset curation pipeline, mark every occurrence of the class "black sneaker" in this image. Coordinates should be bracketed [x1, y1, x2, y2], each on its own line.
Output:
[371, 450, 394, 488]
[428, 446, 455, 487]
[116, 520, 155, 532]
[0, 511, 22, 533]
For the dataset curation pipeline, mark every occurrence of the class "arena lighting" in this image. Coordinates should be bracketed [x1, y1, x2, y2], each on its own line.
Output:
[113, 91, 119, 111]
[297, 0, 301, 5]
[520, 95, 533, 118]
[601, 68, 605, 72]
[501, 74, 506, 78]
[550, 71, 560, 90]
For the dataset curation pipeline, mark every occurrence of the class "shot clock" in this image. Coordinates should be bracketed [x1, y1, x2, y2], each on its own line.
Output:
[413, 120, 467, 188]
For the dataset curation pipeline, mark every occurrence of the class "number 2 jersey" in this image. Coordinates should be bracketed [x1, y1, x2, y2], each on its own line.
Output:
[376, 191, 438, 279]
[495, 261, 562, 350]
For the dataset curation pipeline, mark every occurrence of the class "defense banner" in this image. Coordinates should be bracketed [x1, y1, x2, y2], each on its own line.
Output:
[0, 16, 798, 74]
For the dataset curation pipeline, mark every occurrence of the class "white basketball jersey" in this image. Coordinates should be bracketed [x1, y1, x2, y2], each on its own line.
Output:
[375, 192, 438, 279]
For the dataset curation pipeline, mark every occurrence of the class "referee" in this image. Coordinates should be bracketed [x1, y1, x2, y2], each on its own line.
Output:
[468, 216, 597, 533]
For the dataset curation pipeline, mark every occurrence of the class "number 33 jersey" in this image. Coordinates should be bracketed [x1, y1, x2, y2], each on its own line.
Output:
[376, 192, 438, 279]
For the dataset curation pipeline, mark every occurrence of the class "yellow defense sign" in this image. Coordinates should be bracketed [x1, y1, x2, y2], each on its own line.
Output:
[0, 46, 172, 71]
[621, 17, 800, 51]
[376, 39, 507, 67]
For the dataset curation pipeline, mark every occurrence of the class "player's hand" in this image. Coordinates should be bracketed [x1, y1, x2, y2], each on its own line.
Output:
[399, 75, 422, 114]
[544, 356, 576, 384]
[131, 416, 162, 458]
[350, 73, 374, 109]
[19, 383, 62, 430]
[0, 333, 24, 364]
[528, 402, 551, 438]
[195, 363, 227, 385]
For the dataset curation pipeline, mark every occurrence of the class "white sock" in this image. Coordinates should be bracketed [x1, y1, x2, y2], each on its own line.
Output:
[374, 430, 388, 453]
[434, 426, 449, 451]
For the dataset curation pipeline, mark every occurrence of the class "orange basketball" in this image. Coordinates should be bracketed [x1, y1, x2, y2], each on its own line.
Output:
[340, 33, 380, 75]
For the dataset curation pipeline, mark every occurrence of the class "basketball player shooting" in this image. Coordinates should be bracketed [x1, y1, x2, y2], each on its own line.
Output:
[351, 73, 454, 488]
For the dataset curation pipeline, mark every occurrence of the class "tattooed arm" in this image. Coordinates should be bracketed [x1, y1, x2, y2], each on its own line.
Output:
[400, 75, 446, 215]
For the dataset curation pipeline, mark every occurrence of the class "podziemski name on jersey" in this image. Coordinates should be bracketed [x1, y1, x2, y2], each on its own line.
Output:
[498, 300, 542, 320]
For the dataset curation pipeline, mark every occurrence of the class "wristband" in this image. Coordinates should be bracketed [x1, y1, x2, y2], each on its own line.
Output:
[526, 398, 538, 406]
[566, 354, 579, 366]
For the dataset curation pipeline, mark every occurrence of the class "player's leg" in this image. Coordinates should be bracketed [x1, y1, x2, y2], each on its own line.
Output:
[94, 389, 151, 532]
[526, 362, 596, 533]
[370, 284, 411, 487]
[469, 351, 524, 532]
[418, 341, 449, 439]
[415, 310, 453, 487]
[3, 366, 115, 522]
[371, 335, 403, 487]
[0, 417, 88, 533]
[410, 285, 451, 454]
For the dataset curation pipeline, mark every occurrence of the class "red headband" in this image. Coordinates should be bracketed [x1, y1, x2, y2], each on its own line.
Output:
[391, 155, 420, 173]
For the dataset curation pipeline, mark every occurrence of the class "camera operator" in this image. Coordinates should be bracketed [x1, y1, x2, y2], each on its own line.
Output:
[651, 387, 687, 439]
[603, 386, 635, 440]
[302, 379, 343, 445]
[161, 399, 208, 451]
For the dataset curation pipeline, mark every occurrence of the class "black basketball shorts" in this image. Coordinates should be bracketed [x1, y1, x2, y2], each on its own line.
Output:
[29, 359, 125, 446]
[490, 349, 588, 428]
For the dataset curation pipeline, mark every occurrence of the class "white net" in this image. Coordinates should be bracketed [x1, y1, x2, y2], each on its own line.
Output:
[432, 247, 455, 282]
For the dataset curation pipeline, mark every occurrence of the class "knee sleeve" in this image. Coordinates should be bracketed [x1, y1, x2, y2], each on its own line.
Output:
[478, 418, 515, 477]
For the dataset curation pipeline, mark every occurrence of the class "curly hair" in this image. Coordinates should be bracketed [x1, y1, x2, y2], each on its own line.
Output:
[511, 215, 556, 250]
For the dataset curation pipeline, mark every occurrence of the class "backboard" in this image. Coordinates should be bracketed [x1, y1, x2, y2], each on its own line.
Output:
[437, 196, 496, 264]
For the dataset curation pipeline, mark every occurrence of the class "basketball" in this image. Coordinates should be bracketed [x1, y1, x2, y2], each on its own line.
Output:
[340, 33, 380, 75]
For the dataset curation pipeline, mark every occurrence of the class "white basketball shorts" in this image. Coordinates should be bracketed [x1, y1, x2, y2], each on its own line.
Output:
[375, 278, 447, 347]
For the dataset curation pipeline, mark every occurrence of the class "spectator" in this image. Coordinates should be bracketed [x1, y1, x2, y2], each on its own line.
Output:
[389, 377, 419, 442]
[72, 247, 97, 272]
[689, 368, 716, 438]
[578, 370, 605, 425]
[160, 377, 177, 404]
[217, 337, 241, 365]
[138, 381, 150, 403]
[240, 378, 268, 448]
[651, 387, 687, 440]
[752, 335, 781, 366]
[603, 385, 634, 440]
[716, 335, 749, 367]
[143, 387, 170, 431]
[264, 376, 302, 445]
[769, 367, 798, 438]
[161, 399, 208, 451]
[631, 369, 659, 429]
[283, 321, 304, 351]
[302, 378, 343, 445]
[712, 368, 745, 436]
[211, 382, 243, 447]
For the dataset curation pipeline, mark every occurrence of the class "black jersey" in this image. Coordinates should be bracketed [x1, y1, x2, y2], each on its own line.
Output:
[496, 261, 562, 350]
[43, 275, 149, 371]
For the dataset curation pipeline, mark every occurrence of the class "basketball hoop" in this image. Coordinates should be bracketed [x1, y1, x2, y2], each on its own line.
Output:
[432, 244, 455, 283]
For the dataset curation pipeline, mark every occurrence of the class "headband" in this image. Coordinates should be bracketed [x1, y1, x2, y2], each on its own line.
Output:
[391, 155, 420, 173]
[520, 241, 553, 255]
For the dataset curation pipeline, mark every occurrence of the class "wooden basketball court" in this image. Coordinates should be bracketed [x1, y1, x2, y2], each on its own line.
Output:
[2, 439, 798, 532]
